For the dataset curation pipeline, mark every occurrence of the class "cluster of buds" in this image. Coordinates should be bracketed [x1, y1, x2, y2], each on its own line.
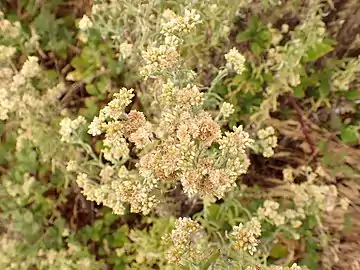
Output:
[162, 217, 204, 264]
[252, 126, 278, 158]
[229, 217, 262, 255]
[225, 47, 246, 74]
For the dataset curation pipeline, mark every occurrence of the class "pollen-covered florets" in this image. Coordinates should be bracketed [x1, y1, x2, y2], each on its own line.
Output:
[230, 217, 262, 255]
[257, 200, 285, 226]
[140, 44, 180, 78]
[0, 45, 16, 60]
[0, 16, 21, 39]
[163, 217, 203, 264]
[78, 15, 93, 31]
[118, 42, 133, 59]
[219, 125, 254, 156]
[59, 116, 86, 143]
[253, 126, 278, 158]
[283, 167, 294, 182]
[101, 88, 134, 120]
[219, 102, 235, 119]
[225, 47, 246, 75]
[20, 56, 41, 79]
[160, 9, 202, 38]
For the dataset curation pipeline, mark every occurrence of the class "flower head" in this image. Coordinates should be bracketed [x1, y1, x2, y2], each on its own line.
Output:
[225, 47, 246, 75]
[230, 218, 261, 255]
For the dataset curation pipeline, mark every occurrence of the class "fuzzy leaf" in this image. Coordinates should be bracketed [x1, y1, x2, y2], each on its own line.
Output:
[270, 243, 288, 259]
[341, 125, 358, 144]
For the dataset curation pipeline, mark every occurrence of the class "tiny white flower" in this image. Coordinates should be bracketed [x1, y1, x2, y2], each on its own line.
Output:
[78, 15, 93, 31]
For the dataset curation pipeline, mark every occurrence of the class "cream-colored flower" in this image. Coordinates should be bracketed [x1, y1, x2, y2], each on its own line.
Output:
[230, 218, 261, 255]
[163, 217, 203, 264]
[59, 116, 86, 142]
[78, 15, 93, 31]
[119, 42, 133, 59]
[20, 56, 41, 79]
[225, 47, 246, 75]
[219, 102, 235, 119]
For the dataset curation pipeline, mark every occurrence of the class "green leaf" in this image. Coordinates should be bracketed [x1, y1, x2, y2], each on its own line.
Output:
[341, 125, 358, 144]
[86, 84, 99, 96]
[96, 77, 110, 94]
[269, 243, 288, 259]
[82, 97, 100, 119]
[250, 42, 262, 55]
[329, 112, 342, 131]
[199, 249, 221, 270]
[71, 56, 86, 71]
[304, 42, 334, 62]
[293, 85, 305, 98]
[236, 31, 251, 43]
[308, 43, 334, 61]
[344, 90, 360, 100]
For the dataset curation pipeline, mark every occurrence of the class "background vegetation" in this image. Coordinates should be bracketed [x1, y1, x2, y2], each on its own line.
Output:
[0, 0, 359, 269]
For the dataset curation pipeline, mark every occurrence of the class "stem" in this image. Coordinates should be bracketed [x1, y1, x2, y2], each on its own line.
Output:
[208, 69, 228, 93]
[287, 94, 316, 154]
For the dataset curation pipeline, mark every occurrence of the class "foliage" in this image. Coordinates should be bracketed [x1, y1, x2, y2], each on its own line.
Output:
[1, 0, 359, 269]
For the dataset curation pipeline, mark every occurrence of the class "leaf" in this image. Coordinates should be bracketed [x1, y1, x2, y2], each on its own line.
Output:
[96, 77, 110, 94]
[82, 97, 100, 119]
[86, 84, 99, 96]
[250, 42, 262, 55]
[293, 85, 305, 98]
[199, 249, 221, 270]
[329, 112, 342, 131]
[340, 125, 358, 144]
[344, 90, 360, 100]
[304, 42, 334, 62]
[236, 31, 251, 43]
[109, 231, 128, 247]
[269, 243, 288, 259]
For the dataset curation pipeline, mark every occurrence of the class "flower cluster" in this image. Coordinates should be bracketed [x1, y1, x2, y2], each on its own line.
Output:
[257, 200, 285, 226]
[229, 217, 262, 255]
[59, 116, 86, 143]
[219, 102, 235, 119]
[36, 243, 100, 270]
[331, 56, 360, 92]
[0, 45, 16, 61]
[138, 107, 252, 201]
[76, 167, 158, 216]
[218, 125, 254, 176]
[257, 200, 305, 229]
[247, 263, 308, 270]
[140, 9, 201, 78]
[71, 8, 253, 215]
[0, 56, 42, 121]
[287, 166, 339, 213]
[0, 234, 31, 269]
[1, 55, 68, 161]
[88, 87, 153, 163]
[251, 2, 329, 124]
[140, 44, 180, 78]
[160, 9, 202, 38]
[225, 47, 246, 74]
[119, 42, 133, 59]
[252, 126, 278, 158]
[0, 12, 21, 39]
[78, 15, 93, 31]
[0, 233, 100, 270]
[268, 263, 309, 270]
[282, 167, 294, 182]
[162, 217, 203, 264]
[290, 182, 338, 213]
